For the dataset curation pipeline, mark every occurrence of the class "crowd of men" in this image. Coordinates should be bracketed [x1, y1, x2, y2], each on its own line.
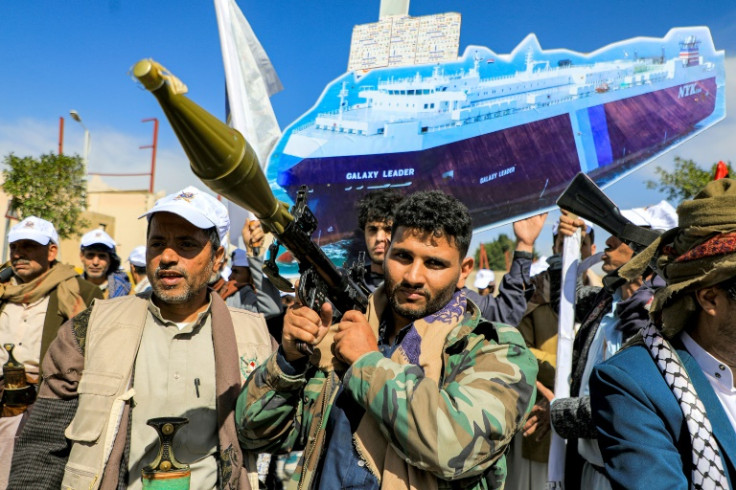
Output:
[0, 178, 734, 489]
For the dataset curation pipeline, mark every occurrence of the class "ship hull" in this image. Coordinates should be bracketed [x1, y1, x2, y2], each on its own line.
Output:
[277, 77, 717, 242]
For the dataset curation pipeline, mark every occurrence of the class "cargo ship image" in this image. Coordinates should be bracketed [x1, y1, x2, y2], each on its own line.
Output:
[266, 28, 724, 244]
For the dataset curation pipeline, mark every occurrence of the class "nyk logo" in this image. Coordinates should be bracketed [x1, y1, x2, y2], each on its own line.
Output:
[678, 83, 702, 98]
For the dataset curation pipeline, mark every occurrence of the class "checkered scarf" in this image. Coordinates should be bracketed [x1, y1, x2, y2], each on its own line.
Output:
[641, 324, 729, 489]
[616, 179, 736, 488]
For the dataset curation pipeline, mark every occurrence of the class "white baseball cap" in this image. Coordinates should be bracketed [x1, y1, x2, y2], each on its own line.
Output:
[231, 248, 250, 268]
[473, 269, 495, 289]
[644, 200, 678, 231]
[8, 216, 59, 245]
[140, 186, 230, 242]
[80, 228, 116, 250]
[621, 200, 678, 232]
[128, 245, 147, 268]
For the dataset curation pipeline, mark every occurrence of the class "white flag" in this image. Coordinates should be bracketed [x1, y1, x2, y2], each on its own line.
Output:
[214, 0, 284, 240]
[547, 231, 581, 489]
[214, 0, 283, 167]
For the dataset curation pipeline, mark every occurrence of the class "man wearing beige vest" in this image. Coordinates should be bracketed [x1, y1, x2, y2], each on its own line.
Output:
[9, 186, 276, 489]
[0, 216, 101, 487]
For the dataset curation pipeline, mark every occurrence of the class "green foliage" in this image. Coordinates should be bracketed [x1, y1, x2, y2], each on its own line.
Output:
[2, 152, 89, 239]
[476, 233, 515, 270]
[645, 157, 734, 203]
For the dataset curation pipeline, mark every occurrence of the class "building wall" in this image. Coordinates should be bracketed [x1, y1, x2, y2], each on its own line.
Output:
[84, 187, 163, 263]
[0, 175, 164, 268]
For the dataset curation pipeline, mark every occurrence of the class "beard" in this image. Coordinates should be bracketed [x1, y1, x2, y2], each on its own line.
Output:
[384, 275, 457, 322]
[151, 261, 213, 305]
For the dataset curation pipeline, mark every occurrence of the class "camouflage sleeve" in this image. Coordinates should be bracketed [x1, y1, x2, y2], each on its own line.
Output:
[236, 351, 311, 453]
[343, 325, 538, 480]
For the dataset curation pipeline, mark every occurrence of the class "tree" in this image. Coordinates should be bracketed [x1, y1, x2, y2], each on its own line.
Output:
[2, 152, 89, 239]
[476, 233, 515, 271]
[645, 157, 734, 203]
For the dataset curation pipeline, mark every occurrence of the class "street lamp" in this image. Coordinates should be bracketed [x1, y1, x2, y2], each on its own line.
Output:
[69, 109, 90, 169]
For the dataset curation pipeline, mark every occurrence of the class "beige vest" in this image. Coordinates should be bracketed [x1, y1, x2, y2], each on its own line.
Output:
[60, 295, 271, 490]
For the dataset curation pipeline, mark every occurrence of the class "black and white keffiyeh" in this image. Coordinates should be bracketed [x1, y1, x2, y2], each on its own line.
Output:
[641, 323, 729, 489]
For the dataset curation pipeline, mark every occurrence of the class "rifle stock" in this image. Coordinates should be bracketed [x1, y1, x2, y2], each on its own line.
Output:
[556, 173, 660, 252]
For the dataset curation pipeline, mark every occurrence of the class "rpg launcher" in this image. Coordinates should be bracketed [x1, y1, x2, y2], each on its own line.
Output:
[133, 59, 369, 353]
[556, 172, 661, 291]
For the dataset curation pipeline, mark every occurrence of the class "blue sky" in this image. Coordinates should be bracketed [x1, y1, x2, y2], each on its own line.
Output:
[1, 1, 734, 254]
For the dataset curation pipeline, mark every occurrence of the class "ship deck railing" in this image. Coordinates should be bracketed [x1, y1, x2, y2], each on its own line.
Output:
[293, 68, 692, 136]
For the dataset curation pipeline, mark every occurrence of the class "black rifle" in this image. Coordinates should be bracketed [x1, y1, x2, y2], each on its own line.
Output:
[556, 173, 661, 291]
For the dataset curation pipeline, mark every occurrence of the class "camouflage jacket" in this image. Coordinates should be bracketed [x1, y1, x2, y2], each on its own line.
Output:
[236, 297, 538, 489]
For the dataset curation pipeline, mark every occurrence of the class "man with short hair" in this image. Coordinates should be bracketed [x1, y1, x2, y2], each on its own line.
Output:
[79, 228, 131, 298]
[0, 216, 101, 486]
[10, 186, 275, 489]
[591, 180, 736, 488]
[237, 190, 538, 489]
[128, 245, 151, 294]
[354, 189, 404, 291]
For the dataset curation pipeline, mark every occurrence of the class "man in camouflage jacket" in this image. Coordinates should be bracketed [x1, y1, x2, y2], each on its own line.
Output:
[237, 191, 538, 490]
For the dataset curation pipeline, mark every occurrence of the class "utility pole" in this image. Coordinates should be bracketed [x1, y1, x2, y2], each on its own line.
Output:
[140, 118, 159, 193]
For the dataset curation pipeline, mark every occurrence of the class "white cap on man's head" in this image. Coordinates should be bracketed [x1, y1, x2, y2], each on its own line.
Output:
[621, 200, 678, 232]
[473, 269, 495, 289]
[80, 228, 116, 250]
[8, 216, 59, 245]
[231, 248, 250, 268]
[139, 186, 230, 242]
[128, 245, 147, 268]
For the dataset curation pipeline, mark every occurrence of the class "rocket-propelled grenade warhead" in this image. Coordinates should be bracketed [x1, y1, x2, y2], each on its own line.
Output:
[132, 58, 370, 319]
[132, 58, 292, 235]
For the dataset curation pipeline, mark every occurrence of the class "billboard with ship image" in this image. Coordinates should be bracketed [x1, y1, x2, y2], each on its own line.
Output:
[265, 26, 725, 261]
